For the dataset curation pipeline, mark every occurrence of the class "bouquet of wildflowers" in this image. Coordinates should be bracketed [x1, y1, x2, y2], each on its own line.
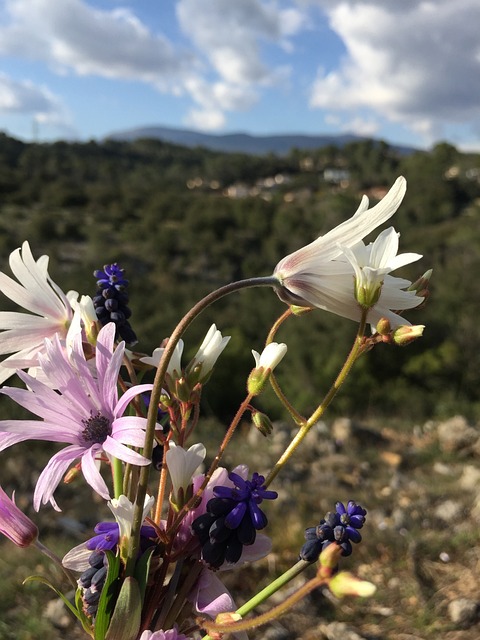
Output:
[0, 176, 430, 639]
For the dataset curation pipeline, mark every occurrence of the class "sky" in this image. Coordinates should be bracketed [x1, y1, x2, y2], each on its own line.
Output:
[1, 0, 480, 151]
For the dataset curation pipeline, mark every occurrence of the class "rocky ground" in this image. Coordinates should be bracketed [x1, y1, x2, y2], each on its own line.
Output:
[1, 414, 480, 639]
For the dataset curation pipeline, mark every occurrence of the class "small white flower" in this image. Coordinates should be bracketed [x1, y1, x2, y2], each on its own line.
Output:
[166, 442, 206, 498]
[139, 340, 185, 379]
[340, 227, 423, 311]
[252, 342, 288, 371]
[108, 493, 155, 542]
[188, 324, 230, 382]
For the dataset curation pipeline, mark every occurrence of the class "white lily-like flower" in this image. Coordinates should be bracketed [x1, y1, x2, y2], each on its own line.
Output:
[139, 339, 185, 379]
[252, 342, 288, 371]
[108, 493, 155, 543]
[166, 442, 206, 500]
[273, 177, 415, 325]
[340, 227, 423, 316]
[0, 241, 74, 383]
[187, 324, 230, 383]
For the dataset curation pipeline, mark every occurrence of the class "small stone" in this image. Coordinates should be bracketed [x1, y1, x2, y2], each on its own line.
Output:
[45, 597, 73, 629]
[318, 621, 368, 640]
[447, 598, 478, 626]
[460, 465, 480, 491]
[380, 451, 402, 467]
[331, 417, 353, 443]
[433, 499, 465, 523]
[437, 416, 479, 452]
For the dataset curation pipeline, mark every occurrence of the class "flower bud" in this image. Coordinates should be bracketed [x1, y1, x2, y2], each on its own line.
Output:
[247, 343, 287, 395]
[0, 487, 38, 548]
[408, 269, 433, 295]
[290, 305, 313, 316]
[252, 410, 274, 436]
[319, 541, 342, 569]
[375, 317, 392, 336]
[186, 324, 230, 385]
[215, 612, 242, 625]
[174, 377, 191, 402]
[328, 571, 376, 598]
[392, 324, 425, 346]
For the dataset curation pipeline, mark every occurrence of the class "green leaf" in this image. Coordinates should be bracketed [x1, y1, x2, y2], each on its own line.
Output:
[23, 575, 93, 636]
[105, 577, 141, 640]
[94, 551, 121, 640]
[134, 546, 155, 604]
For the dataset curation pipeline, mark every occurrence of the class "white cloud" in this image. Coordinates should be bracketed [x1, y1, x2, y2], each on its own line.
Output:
[0, 73, 75, 137]
[177, 0, 308, 127]
[309, 0, 480, 144]
[0, 0, 193, 89]
[0, 0, 310, 132]
[0, 74, 55, 114]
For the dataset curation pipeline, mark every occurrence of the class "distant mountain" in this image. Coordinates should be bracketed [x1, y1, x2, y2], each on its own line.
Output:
[106, 125, 416, 156]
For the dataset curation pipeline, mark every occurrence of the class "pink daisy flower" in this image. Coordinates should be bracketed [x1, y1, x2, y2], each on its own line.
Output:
[0, 323, 152, 511]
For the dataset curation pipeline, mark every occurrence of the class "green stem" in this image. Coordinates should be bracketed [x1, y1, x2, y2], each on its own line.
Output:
[111, 456, 123, 499]
[237, 559, 310, 617]
[264, 309, 368, 487]
[125, 276, 279, 576]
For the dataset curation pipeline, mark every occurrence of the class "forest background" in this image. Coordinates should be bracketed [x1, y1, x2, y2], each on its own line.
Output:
[0, 133, 478, 423]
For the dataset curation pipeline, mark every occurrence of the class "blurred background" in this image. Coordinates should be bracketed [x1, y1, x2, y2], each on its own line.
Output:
[1, 2, 480, 638]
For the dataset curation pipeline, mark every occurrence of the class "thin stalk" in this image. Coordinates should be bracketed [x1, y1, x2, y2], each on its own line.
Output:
[35, 540, 78, 590]
[264, 310, 368, 487]
[125, 276, 279, 576]
[154, 443, 169, 524]
[111, 456, 123, 499]
[236, 559, 310, 617]
[266, 309, 304, 425]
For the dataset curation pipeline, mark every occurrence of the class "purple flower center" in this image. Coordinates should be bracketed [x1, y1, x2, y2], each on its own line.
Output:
[81, 412, 112, 444]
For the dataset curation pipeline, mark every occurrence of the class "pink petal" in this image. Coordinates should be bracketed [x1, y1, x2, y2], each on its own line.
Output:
[81, 446, 111, 500]
[33, 445, 84, 511]
[102, 436, 150, 466]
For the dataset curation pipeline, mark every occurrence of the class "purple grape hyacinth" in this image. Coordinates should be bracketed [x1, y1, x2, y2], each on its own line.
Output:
[300, 500, 367, 562]
[192, 471, 277, 569]
[93, 263, 137, 345]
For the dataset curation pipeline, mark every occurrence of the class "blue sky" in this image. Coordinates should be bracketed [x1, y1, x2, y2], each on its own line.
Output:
[1, 0, 480, 151]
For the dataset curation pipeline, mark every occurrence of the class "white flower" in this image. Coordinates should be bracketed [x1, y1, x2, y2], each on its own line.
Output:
[0, 242, 74, 383]
[108, 493, 155, 542]
[139, 339, 184, 379]
[166, 442, 206, 498]
[187, 324, 230, 383]
[273, 177, 416, 325]
[252, 342, 288, 371]
[340, 227, 423, 315]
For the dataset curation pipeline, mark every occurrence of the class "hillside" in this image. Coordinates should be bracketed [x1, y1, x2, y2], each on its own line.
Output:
[106, 124, 417, 156]
[0, 133, 479, 421]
